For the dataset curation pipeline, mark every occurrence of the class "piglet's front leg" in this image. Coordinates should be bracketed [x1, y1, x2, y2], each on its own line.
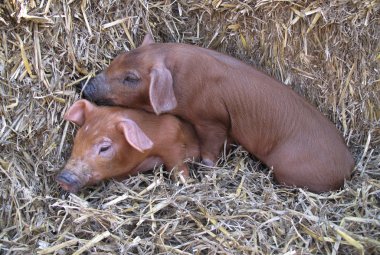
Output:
[195, 122, 228, 166]
[172, 163, 191, 184]
[160, 145, 191, 183]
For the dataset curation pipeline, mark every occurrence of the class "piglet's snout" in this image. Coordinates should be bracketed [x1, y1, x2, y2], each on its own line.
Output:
[81, 73, 106, 102]
[56, 170, 82, 193]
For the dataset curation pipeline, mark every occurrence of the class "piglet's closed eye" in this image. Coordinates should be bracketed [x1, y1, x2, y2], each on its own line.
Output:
[117, 119, 154, 153]
[64, 99, 95, 126]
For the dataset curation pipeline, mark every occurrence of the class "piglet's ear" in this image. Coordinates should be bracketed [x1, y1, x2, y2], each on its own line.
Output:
[118, 119, 153, 153]
[140, 33, 155, 47]
[64, 99, 94, 126]
[149, 66, 177, 115]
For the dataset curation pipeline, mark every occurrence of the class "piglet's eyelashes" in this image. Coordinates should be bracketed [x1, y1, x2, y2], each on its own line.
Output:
[99, 145, 111, 154]
[97, 142, 112, 156]
[123, 72, 140, 85]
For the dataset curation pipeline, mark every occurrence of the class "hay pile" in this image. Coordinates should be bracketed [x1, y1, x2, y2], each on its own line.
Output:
[1, 0, 379, 254]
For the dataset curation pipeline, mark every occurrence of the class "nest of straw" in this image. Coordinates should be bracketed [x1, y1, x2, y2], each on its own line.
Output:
[1, 0, 379, 254]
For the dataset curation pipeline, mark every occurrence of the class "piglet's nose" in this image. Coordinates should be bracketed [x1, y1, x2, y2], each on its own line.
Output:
[77, 75, 98, 98]
[56, 171, 82, 193]
[81, 77, 98, 101]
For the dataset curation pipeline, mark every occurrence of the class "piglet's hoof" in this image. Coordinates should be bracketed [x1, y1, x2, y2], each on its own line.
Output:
[201, 158, 215, 167]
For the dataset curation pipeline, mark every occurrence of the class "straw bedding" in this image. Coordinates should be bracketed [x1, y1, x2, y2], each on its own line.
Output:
[0, 0, 379, 254]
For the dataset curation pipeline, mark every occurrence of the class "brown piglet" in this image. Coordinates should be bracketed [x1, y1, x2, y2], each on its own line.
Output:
[81, 34, 354, 193]
[56, 99, 199, 193]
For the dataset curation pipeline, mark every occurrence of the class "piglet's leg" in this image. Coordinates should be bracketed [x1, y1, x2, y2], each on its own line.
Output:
[195, 122, 228, 166]
[173, 164, 191, 183]
[161, 149, 190, 181]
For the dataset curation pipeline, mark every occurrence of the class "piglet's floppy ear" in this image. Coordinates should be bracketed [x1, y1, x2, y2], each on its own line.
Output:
[149, 66, 177, 115]
[118, 119, 153, 153]
[140, 33, 155, 47]
[64, 99, 94, 126]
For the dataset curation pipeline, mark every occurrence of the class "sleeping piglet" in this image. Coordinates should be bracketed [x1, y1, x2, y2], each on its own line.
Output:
[56, 99, 199, 193]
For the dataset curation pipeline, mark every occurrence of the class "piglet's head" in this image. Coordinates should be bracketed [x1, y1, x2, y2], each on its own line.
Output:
[81, 34, 177, 115]
[56, 99, 154, 193]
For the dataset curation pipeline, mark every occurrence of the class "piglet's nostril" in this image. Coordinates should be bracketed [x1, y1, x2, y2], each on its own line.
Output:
[56, 171, 83, 193]
[75, 80, 85, 94]
[56, 171, 80, 186]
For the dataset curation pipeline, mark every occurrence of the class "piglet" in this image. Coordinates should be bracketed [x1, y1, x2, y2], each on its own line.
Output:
[56, 99, 199, 193]
[81, 34, 354, 193]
